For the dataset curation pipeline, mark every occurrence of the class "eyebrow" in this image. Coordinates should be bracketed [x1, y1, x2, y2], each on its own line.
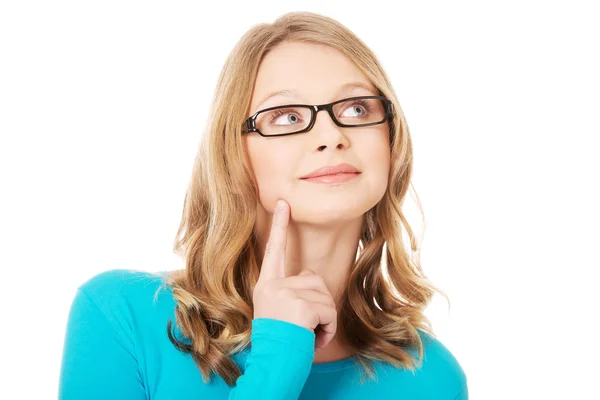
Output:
[253, 81, 378, 113]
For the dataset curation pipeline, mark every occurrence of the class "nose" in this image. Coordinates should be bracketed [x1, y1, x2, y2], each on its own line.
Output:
[311, 108, 350, 152]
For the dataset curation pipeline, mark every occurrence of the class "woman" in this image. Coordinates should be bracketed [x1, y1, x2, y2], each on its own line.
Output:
[59, 11, 468, 399]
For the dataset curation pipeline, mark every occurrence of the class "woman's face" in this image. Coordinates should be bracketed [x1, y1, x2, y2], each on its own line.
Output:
[243, 41, 391, 224]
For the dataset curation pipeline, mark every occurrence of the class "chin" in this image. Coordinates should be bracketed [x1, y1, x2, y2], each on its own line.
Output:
[290, 202, 373, 225]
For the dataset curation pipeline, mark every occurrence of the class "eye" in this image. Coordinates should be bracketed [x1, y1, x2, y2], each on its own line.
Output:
[340, 100, 372, 119]
[268, 109, 303, 126]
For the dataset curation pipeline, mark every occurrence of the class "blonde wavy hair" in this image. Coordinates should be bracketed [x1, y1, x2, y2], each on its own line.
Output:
[160, 10, 449, 387]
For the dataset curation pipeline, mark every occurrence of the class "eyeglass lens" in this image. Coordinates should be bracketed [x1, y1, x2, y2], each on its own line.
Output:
[254, 97, 387, 136]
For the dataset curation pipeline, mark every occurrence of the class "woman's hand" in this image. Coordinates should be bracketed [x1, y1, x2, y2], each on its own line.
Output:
[252, 199, 338, 351]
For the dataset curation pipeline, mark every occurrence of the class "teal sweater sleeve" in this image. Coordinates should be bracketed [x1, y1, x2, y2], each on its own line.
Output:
[230, 318, 316, 399]
[58, 271, 317, 400]
[59, 288, 147, 399]
[59, 292, 315, 399]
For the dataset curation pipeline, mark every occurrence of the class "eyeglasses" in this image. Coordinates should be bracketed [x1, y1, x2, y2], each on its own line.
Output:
[242, 95, 394, 137]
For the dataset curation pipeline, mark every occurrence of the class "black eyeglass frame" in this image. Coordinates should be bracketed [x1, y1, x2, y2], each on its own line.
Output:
[242, 95, 394, 137]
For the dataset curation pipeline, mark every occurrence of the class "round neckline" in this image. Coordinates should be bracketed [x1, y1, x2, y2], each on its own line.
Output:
[309, 354, 359, 373]
[233, 348, 359, 374]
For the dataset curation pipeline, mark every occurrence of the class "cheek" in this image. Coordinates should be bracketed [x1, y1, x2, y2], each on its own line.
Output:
[245, 138, 295, 200]
[373, 149, 391, 194]
[359, 131, 391, 181]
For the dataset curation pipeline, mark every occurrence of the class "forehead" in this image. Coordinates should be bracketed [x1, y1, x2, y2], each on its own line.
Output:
[250, 41, 377, 113]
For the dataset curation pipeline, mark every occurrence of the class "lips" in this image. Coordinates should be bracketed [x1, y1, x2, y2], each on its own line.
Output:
[300, 163, 361, 179]
[300, 173, 360, 184]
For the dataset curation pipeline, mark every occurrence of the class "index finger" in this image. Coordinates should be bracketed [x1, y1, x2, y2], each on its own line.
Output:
[258, 199, 289, 281]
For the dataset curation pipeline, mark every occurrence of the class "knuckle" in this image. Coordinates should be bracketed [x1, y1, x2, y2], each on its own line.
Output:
[278, 287, 295, 299]
[295, 298, 312, 314]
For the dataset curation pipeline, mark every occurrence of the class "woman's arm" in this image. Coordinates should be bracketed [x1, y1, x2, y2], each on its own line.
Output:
[228, 318, 315, 400]
[58, 288, 146, 399]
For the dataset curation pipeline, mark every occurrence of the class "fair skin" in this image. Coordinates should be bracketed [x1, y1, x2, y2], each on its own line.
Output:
[244, 41, 391, 363]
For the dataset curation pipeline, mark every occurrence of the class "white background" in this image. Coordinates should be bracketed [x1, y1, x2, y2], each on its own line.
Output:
[1, 1, 598, 398]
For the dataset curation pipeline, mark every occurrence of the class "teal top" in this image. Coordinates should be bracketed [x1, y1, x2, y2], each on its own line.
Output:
[59, 269, 468, 399]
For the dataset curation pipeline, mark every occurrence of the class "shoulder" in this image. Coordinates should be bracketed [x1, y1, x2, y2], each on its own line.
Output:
[416, 329, 465, 375]
[74, 269, 176, 327]
[412, 329, 468, 396]
[78, 268, 170, 298]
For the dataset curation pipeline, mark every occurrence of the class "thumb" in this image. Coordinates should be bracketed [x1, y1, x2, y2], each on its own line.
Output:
[298, 269, 314, 276]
